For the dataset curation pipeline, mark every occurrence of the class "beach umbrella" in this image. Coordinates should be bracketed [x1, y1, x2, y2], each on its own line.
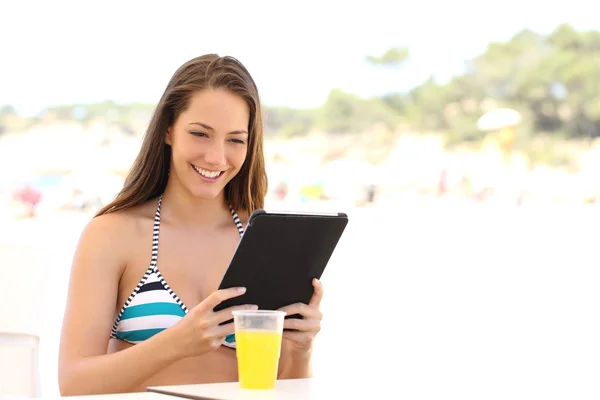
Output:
[477, 108, 522, 131]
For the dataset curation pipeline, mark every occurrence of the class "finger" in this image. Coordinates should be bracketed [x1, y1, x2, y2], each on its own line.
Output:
[208, 321, 236, 339]
[279, 303, 322, 320]
[308, 278, 324, 308]
[200, 287, 247, 311]
[282, 330, 314, 344]
[211, 304, 258, 325]
[283, 317, 320, 332]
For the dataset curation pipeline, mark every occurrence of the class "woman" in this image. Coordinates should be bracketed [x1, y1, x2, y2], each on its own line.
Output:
[58, 54, 324, 395]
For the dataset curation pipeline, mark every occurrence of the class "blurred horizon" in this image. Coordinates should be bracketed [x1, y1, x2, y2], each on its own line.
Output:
[2, 0, 599, 115]
[3, 17, 600, 211]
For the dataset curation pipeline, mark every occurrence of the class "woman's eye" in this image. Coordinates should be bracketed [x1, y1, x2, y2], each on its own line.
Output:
[190, 131, 208, 137]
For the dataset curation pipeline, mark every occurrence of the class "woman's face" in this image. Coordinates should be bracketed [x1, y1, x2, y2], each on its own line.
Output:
[166, 88, 250, 201]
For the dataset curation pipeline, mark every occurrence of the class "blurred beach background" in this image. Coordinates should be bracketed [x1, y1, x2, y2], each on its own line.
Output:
[1, 1, 599, 398]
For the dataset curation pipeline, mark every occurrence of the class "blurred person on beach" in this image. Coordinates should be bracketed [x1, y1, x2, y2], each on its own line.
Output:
[13, 184, 42, 218]
[58, 54, 324, 395]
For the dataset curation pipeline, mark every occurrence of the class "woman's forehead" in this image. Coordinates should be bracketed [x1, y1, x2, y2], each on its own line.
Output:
[178, 89, 249, 131]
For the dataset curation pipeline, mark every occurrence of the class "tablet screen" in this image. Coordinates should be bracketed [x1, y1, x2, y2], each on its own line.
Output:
[213, 210, 348, 314]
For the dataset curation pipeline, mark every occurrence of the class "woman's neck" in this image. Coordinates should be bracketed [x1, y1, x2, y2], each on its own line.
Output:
[160, 181, 229, 228]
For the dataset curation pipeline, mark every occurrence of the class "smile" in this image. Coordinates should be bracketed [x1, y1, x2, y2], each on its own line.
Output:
[191, 164, 224, 180]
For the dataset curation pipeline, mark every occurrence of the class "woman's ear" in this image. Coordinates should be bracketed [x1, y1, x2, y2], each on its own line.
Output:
[165, 128, 172, 145]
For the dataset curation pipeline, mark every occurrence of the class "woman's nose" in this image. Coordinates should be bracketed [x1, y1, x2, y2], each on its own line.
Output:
[204, 141, 226, 166]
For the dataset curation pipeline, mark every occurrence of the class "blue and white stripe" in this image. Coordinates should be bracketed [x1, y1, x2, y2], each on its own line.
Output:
[110, 195, 245, 348]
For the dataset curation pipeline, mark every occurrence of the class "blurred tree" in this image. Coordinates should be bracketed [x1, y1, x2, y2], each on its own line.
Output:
[264, 106, 317, 137]
[366, 46, 409, 68]
[0, 104, 18, 134]
[366, 47, 410, 114]
[0, 105, 16, 117]
[14, 25, 600, 146]
[394, 24, 600, 141]
[317, 89, 399, 133]
[465, 24, 600, 138]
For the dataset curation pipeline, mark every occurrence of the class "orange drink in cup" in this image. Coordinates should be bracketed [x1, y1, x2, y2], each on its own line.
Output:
[232, 310, 286, 389]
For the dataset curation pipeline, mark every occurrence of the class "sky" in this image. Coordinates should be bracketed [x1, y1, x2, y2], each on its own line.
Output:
[1, 0, 598, 115]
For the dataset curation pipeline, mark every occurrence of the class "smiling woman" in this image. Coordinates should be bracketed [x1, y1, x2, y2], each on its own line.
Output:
[57, 54, 325, 395]
[165, 88, 251, 201]
[94, 55, 267, 215]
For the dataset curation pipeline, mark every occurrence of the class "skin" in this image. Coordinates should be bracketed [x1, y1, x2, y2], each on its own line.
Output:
[58, 88, 324, 395]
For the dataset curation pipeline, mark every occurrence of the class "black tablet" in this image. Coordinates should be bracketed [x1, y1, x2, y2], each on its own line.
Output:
[213, 209, 349, 315]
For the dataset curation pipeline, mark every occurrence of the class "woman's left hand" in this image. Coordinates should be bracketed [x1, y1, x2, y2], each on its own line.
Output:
[278, 278, 324, 355]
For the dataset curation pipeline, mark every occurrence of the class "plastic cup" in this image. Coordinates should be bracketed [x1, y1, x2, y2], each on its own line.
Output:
[232, 310, 286, 390]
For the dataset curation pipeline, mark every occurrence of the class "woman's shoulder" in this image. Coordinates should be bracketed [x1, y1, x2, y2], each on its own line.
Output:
[83, 198, 159, 245]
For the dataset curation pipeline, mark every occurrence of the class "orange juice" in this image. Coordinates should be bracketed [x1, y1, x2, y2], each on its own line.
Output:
[235, 329, 283, 389]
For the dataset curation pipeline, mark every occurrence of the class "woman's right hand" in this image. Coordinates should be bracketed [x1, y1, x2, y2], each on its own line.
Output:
[169, 286, 256, 358]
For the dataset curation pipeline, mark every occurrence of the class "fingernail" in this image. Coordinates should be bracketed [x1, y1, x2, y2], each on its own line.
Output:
[249, 304, 259, 310]
[238, 287, 246, 293]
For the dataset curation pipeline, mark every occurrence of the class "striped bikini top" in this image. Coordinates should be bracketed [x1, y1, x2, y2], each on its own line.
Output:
[110, 194, 245, 349]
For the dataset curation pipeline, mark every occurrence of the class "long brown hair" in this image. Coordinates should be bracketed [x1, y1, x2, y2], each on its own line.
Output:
[96, 54, 268, 217]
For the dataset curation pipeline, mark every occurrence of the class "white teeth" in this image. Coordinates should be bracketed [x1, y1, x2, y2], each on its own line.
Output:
[193, 165, 221, 178]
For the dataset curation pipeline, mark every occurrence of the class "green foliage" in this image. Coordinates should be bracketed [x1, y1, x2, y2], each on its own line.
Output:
[264, 106, 316, 137]
[465, 24, 600, 138]
[395, 24, 600, 142]
[4, 24, 600, 146]
[0, 105, 16, 117]
[42, 101, 155, 124]
[316, 89, 399, 134]
[366, 46, 409, 67]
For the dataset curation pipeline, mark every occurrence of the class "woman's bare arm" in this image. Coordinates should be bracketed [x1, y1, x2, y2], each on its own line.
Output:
[58, 212, 254, 395]
[58, 213, 183, 395]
